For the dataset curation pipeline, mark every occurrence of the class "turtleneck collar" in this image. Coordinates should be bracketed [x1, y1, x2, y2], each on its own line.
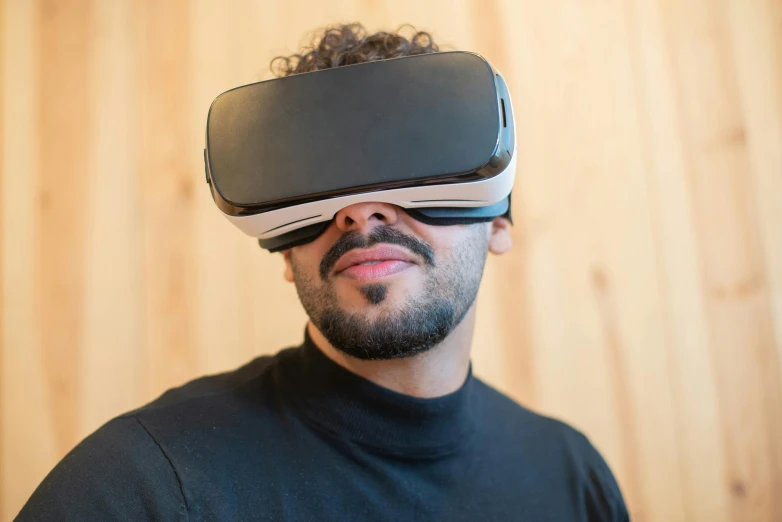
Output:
[276, 329, 478, 459]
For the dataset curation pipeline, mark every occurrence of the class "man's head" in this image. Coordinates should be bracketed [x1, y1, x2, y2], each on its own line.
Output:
[274, 24, 512, 360]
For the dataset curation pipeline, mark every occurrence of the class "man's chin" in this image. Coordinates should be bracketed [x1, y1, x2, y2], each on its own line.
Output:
[334, 299, 398, 316]
[314, 292, 458, 361]
[334, 275, 424, 307]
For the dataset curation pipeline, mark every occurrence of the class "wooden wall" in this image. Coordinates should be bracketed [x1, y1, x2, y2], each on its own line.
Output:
[2, 0, 781, 520]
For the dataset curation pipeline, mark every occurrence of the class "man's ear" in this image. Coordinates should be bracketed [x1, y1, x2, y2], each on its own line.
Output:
[488, 216, 512, 255]
[282, 250, 295, 282]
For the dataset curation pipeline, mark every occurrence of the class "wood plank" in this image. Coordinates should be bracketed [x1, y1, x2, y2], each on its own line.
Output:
[0, 0, 5, 516]
[623, 0, 730, 519]
[724, 0, 782, 508]
[1, 2, 55, 519]
[80, 0, 145, 435]
[661, 0, 782, 519]
[36, 0, 93, 456]
[139, 0, 198, 395]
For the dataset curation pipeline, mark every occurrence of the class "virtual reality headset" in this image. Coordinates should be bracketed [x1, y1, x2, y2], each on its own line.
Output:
[204, 51, 516, 252]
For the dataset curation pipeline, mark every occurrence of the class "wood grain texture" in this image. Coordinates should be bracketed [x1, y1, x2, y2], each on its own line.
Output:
[139, 0, 199, 398]
[661, 1, 782, 520]
[81, 0, 144, 437]
[2, 1, 781, 520]
[37, 0, 92, 459]
[0, 0, 4, 515]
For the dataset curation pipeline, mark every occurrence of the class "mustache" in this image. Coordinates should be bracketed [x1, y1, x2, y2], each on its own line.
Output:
[319, 226, 435, 280]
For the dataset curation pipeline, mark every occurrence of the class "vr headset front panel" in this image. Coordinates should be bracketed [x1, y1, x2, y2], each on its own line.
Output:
[206, 52, 509, 216]
[203, 51, 517, 249]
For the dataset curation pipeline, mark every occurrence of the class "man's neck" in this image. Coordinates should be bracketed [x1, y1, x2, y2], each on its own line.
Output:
[306, 305, 477, 399]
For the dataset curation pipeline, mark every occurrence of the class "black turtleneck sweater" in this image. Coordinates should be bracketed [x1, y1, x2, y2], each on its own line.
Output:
[17, 332, 629, 521]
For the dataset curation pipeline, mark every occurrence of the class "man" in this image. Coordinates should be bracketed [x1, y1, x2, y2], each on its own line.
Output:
[18, 24, 629, 521]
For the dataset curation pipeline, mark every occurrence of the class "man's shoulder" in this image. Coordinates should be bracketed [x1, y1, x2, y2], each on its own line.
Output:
[474, 377, 608, 458]
[34, 346, 293, 481]
[16, 414, 187, 520]
[129, 346, 296, 416]
[17, 347, 300, 520]
[472, 377, 585, 443]
[113, 346, 303, 440]
[473, 377, 628, 519]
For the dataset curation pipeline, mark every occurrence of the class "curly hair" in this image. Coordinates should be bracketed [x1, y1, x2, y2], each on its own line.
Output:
[270, 23, 441, 77]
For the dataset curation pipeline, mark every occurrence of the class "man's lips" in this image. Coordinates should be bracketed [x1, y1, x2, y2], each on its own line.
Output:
[340, 260, 414, 281]
[332, 246, 417, 280]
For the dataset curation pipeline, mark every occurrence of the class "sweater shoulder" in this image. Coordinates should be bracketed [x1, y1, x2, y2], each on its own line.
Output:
[472, 377, 578, 437]
[123, 346, 296, 418]
[16, 415, 187, 521]
[472, 377, 628, 520]
[473, 376, 604, 458]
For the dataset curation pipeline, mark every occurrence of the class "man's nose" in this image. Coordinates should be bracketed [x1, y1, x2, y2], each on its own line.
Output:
[334, 202, 399, 233]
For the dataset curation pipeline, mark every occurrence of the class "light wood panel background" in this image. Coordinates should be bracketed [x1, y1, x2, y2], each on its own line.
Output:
[2, 0, 781, 520]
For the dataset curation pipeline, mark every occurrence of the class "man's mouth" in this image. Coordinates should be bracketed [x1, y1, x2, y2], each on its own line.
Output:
[333, 246, 417, 281]
[339, 260, 414, 281]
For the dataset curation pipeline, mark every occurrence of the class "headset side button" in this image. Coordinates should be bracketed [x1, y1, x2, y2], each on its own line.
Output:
[203, 149, 210, 184]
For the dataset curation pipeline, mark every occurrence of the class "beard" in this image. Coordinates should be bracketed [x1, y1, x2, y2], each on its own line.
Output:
[290, 225, 489, 360]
